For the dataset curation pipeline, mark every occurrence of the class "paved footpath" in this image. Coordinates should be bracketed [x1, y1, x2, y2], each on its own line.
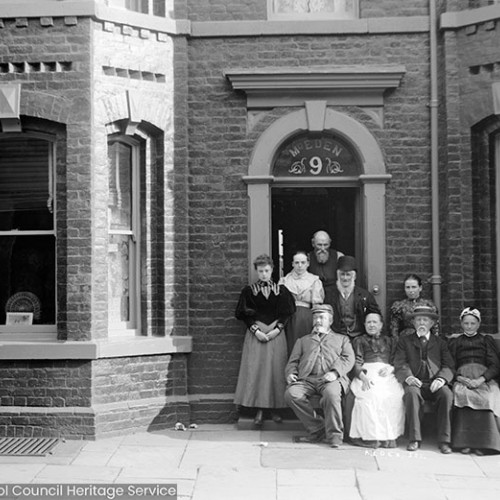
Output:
[1, 425, 500, 499]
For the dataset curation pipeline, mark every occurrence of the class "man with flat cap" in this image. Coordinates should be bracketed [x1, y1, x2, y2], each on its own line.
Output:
[284, 303, 355, 447]
[327, 255, 381, 339]
[393, 305, 455, 454]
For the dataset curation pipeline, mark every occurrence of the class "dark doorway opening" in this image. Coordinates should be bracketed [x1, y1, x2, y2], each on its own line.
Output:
[271, 186, 358, 281]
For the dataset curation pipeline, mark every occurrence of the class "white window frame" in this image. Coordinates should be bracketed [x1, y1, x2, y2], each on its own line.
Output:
[107, 136, 141, 337]
[268, 0, 359, 20]
[0, 132, 57, 340]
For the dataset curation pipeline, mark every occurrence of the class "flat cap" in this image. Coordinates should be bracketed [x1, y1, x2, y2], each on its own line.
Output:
[312, 304, 334, 315]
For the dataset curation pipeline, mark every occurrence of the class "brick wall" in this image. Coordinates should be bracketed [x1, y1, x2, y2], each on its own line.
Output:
[0, 12, 190, 437]
[0, 360, 91, 407]
[185, 31, 433, 406]
[186, 0, 430, 21]
[360, 0, 428, 17]
[0, 355, 192, 437]
[187, 0, 266, 20]
[0, 360, 93, 438]
[440, 20, 500, 333]
[0, 16, 93, 340]
[92, 355, 190, 436]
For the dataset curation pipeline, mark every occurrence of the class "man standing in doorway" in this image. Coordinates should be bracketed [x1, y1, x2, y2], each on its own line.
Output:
[308, 230, 343, 303]
[327, 255, 380, 339]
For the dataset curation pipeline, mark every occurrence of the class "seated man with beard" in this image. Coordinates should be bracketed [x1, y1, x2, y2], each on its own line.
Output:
[308, 230, 343, 303]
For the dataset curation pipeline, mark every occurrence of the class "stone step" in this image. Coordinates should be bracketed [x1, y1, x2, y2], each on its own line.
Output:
[236, 417, 303, 432]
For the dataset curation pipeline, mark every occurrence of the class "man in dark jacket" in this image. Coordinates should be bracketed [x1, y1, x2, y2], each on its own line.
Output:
[285, 304, 355, 448]
[324, 255, 380, 339]
[308, 230, 343, 301]
[393, 305, 455, 454]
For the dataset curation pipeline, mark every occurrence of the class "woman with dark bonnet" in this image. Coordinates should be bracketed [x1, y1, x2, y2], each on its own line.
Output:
[389, 273, 440, 339]
[349, 312, 404, 448]
[280, 250, 324, 356]
[234, 254, 296, 427]
[449, 307, 500, 455]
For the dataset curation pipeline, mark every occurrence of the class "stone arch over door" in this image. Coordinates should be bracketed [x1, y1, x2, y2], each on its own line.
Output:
[243, 104, 390, 311]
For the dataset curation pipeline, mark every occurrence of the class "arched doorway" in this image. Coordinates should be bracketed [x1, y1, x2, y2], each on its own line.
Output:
[270, 131, 362, 283]
[243, 104, 390, 311]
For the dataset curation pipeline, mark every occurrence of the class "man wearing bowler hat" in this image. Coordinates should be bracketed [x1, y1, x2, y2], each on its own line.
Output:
[285, 304, 355, 447]
[326, 255, 381, 339]
[393, 305, 455, 454]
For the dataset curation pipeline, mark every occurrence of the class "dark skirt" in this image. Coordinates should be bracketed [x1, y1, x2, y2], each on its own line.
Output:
[452, 406, 500, 452]
[285, 305, 313, 356]
[234, 325, 288, 409]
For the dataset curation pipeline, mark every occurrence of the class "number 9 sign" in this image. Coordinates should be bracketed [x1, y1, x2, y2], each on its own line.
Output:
[309, 156, 323, 175]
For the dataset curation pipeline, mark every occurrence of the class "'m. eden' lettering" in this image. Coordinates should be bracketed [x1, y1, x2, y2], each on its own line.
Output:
[288, 138, 343, 158]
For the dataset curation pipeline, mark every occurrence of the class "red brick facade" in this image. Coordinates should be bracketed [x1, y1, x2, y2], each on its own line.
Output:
[0, 0, 499, 437]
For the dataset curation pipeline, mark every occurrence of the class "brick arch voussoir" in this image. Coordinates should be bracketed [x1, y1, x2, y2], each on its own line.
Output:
[98, 93, 171, 131]
[21, 91, 72, 124]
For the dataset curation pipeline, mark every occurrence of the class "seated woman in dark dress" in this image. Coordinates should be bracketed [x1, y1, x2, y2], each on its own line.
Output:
[449, 307, 500, 455]
[234, 254, 296, 427]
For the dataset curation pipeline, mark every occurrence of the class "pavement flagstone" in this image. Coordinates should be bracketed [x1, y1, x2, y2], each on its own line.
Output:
[0, 425, 499, 499]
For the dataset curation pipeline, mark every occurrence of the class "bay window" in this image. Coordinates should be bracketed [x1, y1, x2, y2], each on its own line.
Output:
[0, 134, 56, 336]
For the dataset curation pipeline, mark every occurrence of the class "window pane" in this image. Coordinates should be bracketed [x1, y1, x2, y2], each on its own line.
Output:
[0, 235, 56, 325]
[0, 137, 53, 231]
[108, 234, 131, 325]
[153, 0, 166, 16]
[126, 0, 148, 13]
[108, 142, 133, 231]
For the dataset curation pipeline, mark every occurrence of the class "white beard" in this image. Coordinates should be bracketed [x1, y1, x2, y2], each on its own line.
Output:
[315, 250, 329, 263]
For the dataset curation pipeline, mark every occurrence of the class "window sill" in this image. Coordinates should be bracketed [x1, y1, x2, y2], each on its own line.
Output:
[0, 335, 192, 360]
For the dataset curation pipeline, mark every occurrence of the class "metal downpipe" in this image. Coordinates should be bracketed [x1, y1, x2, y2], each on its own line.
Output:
[429, 0, 442, 312]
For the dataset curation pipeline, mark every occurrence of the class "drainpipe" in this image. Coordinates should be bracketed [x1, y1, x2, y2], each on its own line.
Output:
[429, 0, 442, 313]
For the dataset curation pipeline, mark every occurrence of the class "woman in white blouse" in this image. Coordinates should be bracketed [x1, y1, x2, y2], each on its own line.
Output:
[281, 251, 325, 356]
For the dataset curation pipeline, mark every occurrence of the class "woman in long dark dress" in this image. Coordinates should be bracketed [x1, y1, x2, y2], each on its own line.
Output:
[389, 273, 440, 339]
[449, 307, 500, 455]
[234, 254, 296, 427]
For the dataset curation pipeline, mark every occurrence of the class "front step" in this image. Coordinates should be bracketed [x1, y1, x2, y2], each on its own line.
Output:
[236, 417, 304, 432]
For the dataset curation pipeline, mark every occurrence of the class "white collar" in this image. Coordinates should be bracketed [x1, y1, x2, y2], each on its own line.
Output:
[417, 332, 430, 341]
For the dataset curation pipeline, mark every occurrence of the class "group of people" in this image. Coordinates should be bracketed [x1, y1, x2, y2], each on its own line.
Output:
[234, 230, 500, 455]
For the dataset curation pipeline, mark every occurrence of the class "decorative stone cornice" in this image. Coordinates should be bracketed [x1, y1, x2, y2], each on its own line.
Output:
[441, 4, 500, 29]
[0, 1, 190, 35]
[224, 65, 406, 109]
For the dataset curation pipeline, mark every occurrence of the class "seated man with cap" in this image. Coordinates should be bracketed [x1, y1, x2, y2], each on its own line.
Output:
[393, 305, 455, 454]
[284, 303, 355, 447]
[327, 255, 381, 339]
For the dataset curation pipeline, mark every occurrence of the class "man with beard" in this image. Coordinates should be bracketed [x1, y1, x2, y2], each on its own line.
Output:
[328, 255, 380, 339]
[285, 304, 355, 447]
[308, 230, 343, 302]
